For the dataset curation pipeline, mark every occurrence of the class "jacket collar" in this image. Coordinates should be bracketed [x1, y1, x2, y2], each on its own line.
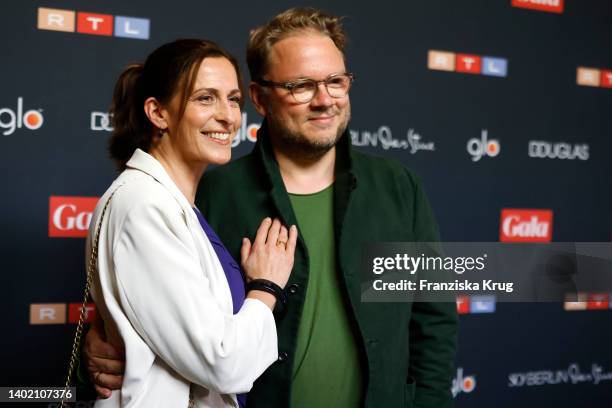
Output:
[253, 120, 357, 242]
[125, 148, 194, 213]
[254, 119, 356, 188]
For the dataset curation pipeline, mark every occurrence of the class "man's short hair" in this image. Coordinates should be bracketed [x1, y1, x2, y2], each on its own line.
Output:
[246, 7, 347, 82]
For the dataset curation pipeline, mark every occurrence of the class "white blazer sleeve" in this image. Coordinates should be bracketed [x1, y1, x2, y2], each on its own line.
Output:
[111, 192, 277, 395]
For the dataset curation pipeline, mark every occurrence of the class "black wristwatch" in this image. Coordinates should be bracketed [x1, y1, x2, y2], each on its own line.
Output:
[246, 279, 288, 315]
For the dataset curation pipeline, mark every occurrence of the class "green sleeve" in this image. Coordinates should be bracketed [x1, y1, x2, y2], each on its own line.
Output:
[405, 171, 458, 408]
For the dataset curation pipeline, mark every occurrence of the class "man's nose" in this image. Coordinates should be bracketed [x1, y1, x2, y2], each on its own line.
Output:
[310, 82, 333, 108]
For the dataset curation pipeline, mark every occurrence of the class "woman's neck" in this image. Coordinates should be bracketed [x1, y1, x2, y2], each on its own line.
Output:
[149, 145, 206, 206]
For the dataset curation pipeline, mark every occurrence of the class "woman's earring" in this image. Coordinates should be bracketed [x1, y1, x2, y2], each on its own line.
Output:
[158, 128, 166, 137]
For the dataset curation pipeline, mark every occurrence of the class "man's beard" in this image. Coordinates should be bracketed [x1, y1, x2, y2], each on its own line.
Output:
[267, 106, 351, 161]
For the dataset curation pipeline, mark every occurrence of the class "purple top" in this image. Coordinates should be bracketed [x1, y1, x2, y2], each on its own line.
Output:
[193, 207, 247, 408]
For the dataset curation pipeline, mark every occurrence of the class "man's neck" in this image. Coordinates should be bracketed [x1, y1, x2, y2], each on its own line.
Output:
[272, 144, 336, 194]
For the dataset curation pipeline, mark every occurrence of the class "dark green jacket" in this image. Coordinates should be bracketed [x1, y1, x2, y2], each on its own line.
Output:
[198, 121, 458, 408]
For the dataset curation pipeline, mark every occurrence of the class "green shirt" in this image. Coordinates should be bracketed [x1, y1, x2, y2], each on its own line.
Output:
[288, 185, 362, 407]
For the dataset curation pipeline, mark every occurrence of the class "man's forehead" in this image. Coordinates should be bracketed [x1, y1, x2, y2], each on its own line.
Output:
[265, 32, 345, 79]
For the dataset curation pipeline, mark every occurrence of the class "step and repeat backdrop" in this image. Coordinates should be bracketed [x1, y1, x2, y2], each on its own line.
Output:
[2, 0, 612, 406]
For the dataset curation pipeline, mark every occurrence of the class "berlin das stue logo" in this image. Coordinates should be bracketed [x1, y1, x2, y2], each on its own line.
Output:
[351, 126, 435, 153]
[508, 363, 612, 387]
[500, 209, 553, 242]
[0, 98, 44, 136]
[49, 196, 99, 238]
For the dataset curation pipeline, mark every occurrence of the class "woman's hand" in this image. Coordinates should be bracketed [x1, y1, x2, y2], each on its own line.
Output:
[241, 217, 297, 290]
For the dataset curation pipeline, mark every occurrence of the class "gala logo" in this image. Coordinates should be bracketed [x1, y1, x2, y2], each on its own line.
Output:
[511, 0, 564, 14]
[49, 196, 99, 238]
[500, 209, 553, 242]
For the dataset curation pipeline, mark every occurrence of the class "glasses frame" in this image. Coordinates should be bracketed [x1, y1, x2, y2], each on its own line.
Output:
[257, 72, 355, 103]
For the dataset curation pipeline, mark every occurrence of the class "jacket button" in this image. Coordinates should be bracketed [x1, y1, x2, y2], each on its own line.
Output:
[278, 351, 289, 362]
[288, 284, 299, 294]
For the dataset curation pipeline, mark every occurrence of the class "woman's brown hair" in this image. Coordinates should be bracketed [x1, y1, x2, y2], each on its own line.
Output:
[108, 39, 244, 170]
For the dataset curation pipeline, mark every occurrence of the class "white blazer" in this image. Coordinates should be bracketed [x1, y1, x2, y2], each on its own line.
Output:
[88, 149, 278, 407]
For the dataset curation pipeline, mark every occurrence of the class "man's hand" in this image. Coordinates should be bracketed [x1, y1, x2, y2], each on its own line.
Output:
[83, 319, 125, 398]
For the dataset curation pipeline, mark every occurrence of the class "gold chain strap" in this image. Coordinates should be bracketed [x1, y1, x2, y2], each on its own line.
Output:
[189, 384, 196, 408]
[59, 185, 197, 407]
[60, 187, 120, 408]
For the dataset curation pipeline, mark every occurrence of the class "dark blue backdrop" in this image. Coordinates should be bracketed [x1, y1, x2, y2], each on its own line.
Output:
[2, 0, 611, 406]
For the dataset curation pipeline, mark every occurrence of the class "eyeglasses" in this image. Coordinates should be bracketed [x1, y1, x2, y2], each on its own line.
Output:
[257, 72, 355, 103]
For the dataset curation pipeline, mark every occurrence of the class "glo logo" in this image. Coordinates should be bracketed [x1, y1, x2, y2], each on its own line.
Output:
[0, 98, 44, 136]
[231, 112, 261, 147]
[467, 130, 500, 162]
[452, 368, 476, 397]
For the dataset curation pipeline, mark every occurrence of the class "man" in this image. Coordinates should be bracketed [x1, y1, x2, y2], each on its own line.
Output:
[85, 7, 457, 407]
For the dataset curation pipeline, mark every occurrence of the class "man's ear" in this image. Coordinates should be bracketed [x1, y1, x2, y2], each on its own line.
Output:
[143, 97, 169, 130]
[249, 82, 267, 117]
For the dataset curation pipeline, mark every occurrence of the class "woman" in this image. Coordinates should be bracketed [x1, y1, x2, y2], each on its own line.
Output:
[88, 39, 296, 407]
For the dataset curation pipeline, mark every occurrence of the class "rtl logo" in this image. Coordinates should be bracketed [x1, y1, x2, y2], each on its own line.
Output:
[577, 67, 612, 89]
[0, 98, 44, 136]
[49, 196, 99, 238]
[467, 130, 500, 162]
[500, 209, 553, 242]
[68, 303, 97, 323]
[512, 0, 564, 14]
[30, 303, 96, 324]
[37, 8, 149, 40]
[456, 296, 470, 314]
[30, 304, 66, 324]
[456, 295, 496, 314]
[587, 294, 610, 310]
[452, 368, 476, 397]
[428, 50, 508, 77]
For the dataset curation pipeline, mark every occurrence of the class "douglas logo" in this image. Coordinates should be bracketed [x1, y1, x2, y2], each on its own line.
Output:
[91, 112, 113, 131]
[0, 98, 44, 136]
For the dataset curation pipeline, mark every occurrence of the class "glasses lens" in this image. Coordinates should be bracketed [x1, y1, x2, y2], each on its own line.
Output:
[326, 75, 351, 98]
[291, 81, 316, 103]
